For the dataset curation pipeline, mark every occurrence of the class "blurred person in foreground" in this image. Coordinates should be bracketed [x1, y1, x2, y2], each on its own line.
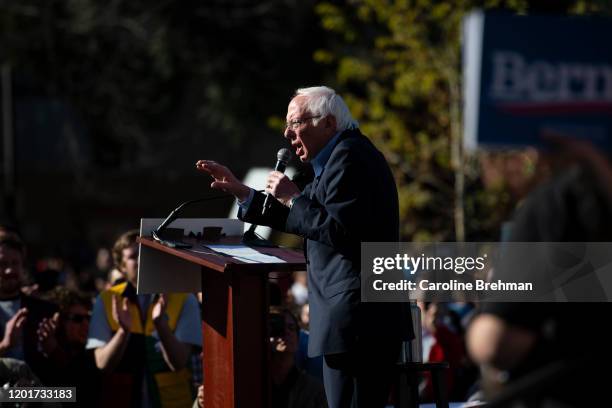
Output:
[197, 86, 412, 408]
[37, 288, 100, 407]
[467, 134, 612, 406]
[87, 229, 202, 407]
[0, 357, 40, 386]
[0, 231, 57, 384]
[0, 358, 56, 408]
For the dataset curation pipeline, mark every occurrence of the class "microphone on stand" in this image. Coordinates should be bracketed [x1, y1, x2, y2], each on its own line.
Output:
[152, 195, 231, 249]
[262, 148, 292, 216]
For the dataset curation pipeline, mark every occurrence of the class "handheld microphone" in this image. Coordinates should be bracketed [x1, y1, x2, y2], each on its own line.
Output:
[262, 148, 292, 216]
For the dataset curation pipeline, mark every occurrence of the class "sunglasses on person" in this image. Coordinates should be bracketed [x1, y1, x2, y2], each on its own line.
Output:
[64, 313, 91, 323]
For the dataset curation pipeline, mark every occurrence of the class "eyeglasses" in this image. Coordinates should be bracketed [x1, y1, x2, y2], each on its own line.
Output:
[64, 313, 91, 323]
[285, 116, 321, 131]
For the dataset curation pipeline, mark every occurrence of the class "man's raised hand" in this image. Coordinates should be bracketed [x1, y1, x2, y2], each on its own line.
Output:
[195, 160, 250, 201]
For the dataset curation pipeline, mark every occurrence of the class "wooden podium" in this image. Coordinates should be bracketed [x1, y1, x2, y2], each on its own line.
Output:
[137, 218, 305, 408]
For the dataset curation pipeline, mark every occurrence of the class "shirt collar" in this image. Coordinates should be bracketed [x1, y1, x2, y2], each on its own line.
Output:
[311, 131, 342, 177]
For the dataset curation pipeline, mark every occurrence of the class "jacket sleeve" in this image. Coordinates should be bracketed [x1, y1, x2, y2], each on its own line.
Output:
[238, 190, 291, 232]
[285, 145, 367, 249]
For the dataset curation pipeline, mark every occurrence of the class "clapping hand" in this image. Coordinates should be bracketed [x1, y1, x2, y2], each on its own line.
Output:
[37, 312, 60, 356]
[112, 295, 132, 332]
[152, 294, 168, 325]
[1, 308, 27, 351]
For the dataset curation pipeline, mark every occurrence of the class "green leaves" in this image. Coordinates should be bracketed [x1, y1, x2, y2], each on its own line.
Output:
[338, 57, 374, 83]
[315, 0, 608, 241]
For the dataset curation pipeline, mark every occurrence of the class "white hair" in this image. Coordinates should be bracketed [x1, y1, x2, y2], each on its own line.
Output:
[294, 86, 359, 131]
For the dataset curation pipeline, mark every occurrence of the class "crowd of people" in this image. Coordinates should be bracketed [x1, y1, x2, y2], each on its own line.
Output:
[0, 227, 203, 407]
[0, 221, 483, 407]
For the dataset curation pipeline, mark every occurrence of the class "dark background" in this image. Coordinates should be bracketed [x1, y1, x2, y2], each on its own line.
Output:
[0, 0, 328, 267]
[1, 0, 610, 274]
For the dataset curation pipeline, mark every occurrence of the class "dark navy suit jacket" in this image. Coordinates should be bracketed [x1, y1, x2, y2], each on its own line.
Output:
[240, 128, 413, 357]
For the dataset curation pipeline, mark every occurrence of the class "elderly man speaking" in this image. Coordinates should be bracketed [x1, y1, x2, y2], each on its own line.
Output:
[196, 86, 412, 408]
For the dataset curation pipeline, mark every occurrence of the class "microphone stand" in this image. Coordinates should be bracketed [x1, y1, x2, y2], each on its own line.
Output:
[153, 191, 276, 249]
[152, 195, 230, 249]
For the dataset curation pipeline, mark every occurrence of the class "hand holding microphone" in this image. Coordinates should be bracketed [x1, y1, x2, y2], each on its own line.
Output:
[263, 148, 300, 214]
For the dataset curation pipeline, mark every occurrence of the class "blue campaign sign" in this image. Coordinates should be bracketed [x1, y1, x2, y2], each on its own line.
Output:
[463, 11, 612, 151]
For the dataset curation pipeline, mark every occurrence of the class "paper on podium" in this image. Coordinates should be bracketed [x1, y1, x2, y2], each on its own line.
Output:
[204, 244, 286, 264]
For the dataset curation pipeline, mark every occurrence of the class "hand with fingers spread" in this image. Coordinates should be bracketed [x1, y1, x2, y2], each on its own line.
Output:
[37, 312, 60, 356]
[0, 308, 28, 354]
[265, 171, 301, 207]
[112, 295, 132, 332]
[93, 296, 133, 373]
[195, 160, 250, 201]
[151, 293, 191, 371]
